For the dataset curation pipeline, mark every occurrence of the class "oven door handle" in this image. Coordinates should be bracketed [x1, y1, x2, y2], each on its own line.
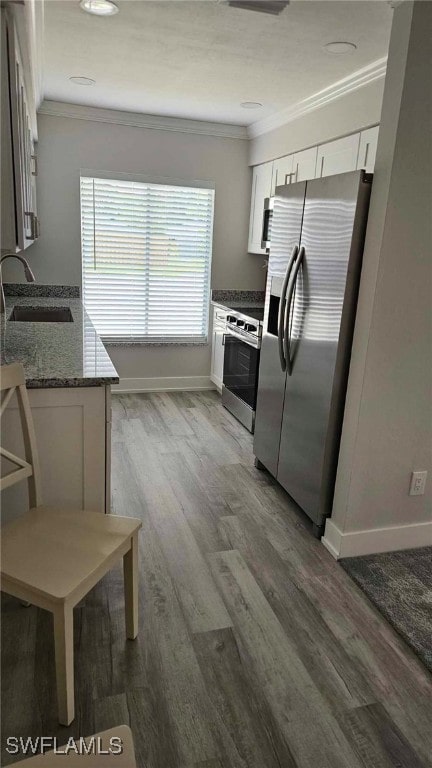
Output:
[278, 245, 298, 372]
[284, 246, 305, 375]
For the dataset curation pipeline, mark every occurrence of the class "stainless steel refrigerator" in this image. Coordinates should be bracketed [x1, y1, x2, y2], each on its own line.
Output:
[253, 170, 372, 537]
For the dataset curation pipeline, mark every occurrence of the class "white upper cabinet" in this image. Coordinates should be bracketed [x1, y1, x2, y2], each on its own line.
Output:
[292, 146, 318, 182]
[316, 133, 360, 178]
[271, 155, 293, 194]
[248, 161, 273, 254]
[0, 11, 16, 252]
[357, 126, 379, 173]
[247, 127, 379, 256]
[272, 147, 317, 192]
[1, 8, 39, 253]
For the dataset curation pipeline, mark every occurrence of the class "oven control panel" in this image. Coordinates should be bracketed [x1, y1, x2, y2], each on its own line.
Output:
[226, 310, 263, 349]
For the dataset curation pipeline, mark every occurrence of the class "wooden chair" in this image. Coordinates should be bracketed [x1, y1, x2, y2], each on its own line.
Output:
[0, 363, 142, 726]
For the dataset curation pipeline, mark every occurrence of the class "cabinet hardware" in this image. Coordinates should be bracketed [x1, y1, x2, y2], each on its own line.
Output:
[364, 142, 370, 169]
[25, 211, 38, 240]
[284, 172, 297, 184]
[31, 154, 38, 176]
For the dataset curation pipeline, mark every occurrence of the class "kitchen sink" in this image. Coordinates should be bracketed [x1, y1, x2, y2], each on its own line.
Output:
[9, 306, 73, 323]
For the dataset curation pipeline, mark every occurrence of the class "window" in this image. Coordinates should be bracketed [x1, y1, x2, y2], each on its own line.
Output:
[80, 173, 215, 342]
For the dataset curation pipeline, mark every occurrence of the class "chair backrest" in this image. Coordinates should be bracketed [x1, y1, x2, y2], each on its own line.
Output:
[0, 363, 42, 507]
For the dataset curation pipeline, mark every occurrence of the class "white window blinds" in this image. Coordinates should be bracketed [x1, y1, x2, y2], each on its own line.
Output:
[80, 175, 215, 342]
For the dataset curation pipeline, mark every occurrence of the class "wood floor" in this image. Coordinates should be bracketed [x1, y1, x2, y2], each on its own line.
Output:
[2, 390, 432, 767]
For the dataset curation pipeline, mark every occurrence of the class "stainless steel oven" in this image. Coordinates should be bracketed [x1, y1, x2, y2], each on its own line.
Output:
[221, 308, 263, 433]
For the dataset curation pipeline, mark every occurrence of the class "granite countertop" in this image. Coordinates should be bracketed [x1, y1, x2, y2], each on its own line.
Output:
[211, 289, 265, 313]
[212, 300, 265, 313]
[1, 295, 119, 388]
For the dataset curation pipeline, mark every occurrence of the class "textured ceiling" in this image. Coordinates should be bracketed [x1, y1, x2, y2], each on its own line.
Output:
[43, 0, 392, 126]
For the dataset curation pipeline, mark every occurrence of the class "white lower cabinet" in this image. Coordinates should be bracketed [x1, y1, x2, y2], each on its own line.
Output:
[211, 328, 225, 392]
[210, 307, 227, 392]
[1, 386, 110, 524]
[248, 161, 273, 254]
[316, 134, 361, 178]
[357, 126, 379, 173]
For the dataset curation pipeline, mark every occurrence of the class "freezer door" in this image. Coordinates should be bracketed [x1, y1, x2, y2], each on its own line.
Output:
[267, 182, 306, 277]
[253, 181, 306, 476]
[277, 171, 371, 526]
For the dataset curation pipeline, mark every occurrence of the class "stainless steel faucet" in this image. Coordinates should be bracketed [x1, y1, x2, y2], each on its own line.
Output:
[0, 253, 36, 314]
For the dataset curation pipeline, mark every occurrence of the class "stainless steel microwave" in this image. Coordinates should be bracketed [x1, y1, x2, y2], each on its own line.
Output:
[261, 196, 274, 251]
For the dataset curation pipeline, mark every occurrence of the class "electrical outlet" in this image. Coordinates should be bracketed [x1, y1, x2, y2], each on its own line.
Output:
[409, 471, 427, 496]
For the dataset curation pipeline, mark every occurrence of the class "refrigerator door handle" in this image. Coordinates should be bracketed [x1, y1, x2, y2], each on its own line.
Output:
[284, 246, 305, 374]
[278, 245, 298, 371]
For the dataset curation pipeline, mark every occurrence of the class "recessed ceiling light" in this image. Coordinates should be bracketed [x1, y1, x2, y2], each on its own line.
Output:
[69, 76, 96, 86]
[241, 101, 263, 109]
[324, 41, 357, 55]
[80, 0, 119, 16]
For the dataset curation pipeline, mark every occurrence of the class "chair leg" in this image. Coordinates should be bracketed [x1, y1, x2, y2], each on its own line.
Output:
[53, 603, 75, 726]
[123, 533, 139, 640]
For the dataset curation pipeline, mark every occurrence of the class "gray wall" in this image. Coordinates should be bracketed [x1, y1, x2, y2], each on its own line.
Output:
[6, 113, 265, 381]
[329, 0, 432, 541]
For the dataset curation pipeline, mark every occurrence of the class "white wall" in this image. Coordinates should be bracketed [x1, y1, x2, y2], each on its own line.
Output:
[249, 78, 384, 166]
[323, 0, 432, 558]
[5, 112, 265, 383]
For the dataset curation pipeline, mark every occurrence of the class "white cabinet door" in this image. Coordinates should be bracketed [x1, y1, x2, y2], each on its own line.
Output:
[271, 155, 293, 194]
[211, 327, 225, 392]
[1, 9, 38, 252]
[1, 387, 108, 524]
[316, 134, 360, 178]
[0, 10, 16, 251]
[357, 126, 379, 173]
[248, 161, 273, 254]
[271, 148, 316, 192]
[292, 146, 318, 182]
[211, 306, 227, 392]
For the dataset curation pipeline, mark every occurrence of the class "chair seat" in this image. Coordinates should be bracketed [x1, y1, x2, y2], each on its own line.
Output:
[0, 506, 141, 603]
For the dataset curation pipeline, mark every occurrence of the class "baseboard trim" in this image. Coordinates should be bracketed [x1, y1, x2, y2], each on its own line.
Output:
[210, 373, 223, 394]
[322, 517, 432, 559]
[111, 376, 215, 394]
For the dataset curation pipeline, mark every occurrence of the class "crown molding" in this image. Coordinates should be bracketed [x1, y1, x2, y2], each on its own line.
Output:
[248, 57, 387, 139]
[39, 56, 387, 144]
[38, 100, 248, 140]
